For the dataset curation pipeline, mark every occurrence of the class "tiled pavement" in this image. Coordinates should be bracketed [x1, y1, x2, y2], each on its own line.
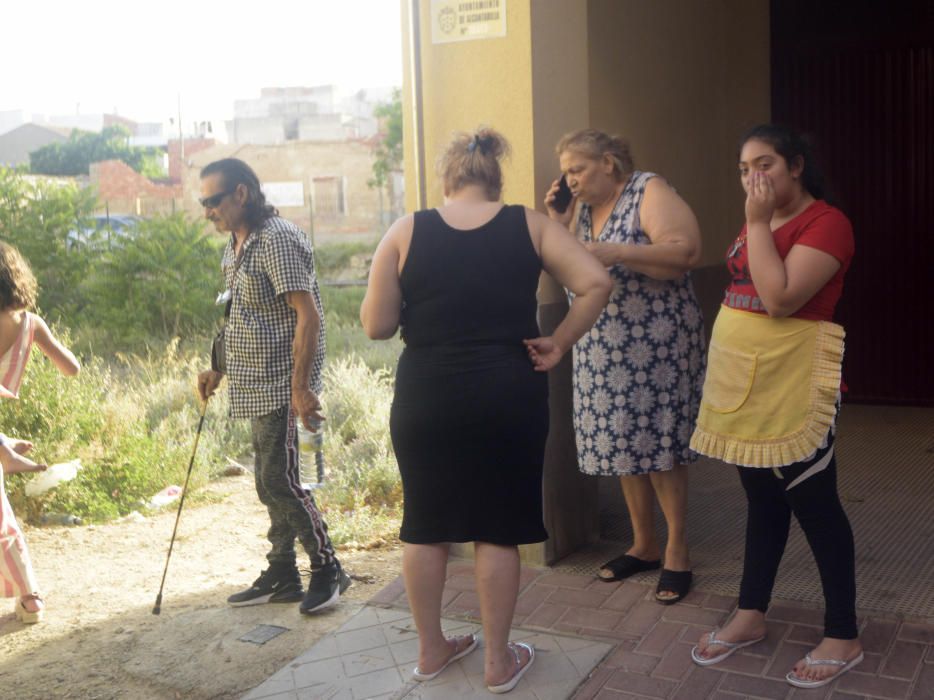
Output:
[244, 560, 934, 699]
[241, 607, 612, 700]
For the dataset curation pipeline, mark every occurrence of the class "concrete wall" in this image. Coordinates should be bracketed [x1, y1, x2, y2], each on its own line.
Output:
[587, 0, 770, 267]
[167, 138, 216, 182]
[586, 0, 770, 340]
[89, 160, 181, 217]
[403, 0, 536, 210]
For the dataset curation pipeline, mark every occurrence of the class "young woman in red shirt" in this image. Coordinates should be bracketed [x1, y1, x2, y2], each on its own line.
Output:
[690, 124, 862, 689]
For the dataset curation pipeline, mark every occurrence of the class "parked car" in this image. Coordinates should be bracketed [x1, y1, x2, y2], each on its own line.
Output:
[68, 215, 141, 249]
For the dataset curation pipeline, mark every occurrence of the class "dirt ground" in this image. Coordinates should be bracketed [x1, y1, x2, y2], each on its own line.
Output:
[0, 475, 403, 700]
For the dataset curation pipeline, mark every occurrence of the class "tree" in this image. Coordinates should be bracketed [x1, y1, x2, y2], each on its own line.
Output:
[83, 214, 224, 346]
[29, 125, 164, 178]
[368, 89, 403, 219]
[0, 167, 97, 320]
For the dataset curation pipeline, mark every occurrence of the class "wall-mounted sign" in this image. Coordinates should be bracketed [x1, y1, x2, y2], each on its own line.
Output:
[430, 0, 507, 44]
[262, 181, 305, 207]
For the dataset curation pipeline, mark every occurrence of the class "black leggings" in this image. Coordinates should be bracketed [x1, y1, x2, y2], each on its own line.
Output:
[737, 436, 858, 639]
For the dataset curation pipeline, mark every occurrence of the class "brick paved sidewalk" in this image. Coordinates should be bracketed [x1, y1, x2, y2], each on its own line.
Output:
[369, 560, 934, 700]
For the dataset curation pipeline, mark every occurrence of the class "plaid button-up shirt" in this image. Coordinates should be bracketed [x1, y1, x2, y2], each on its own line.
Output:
[221, 216, 326, 419]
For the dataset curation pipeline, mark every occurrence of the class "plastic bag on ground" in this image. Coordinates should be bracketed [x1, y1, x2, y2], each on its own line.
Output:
[148, 485, 182, 508]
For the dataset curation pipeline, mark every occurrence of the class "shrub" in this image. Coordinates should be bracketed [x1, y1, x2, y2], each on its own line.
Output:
[315, 241, 375, 279]
[82, 214, 225, 351]
[2, 336, 250, 522]
[0, 167, 96, 320]
[313, 355, 402, 547]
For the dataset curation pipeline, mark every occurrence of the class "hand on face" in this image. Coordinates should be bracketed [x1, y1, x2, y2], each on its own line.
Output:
[745, 171, 776, 225]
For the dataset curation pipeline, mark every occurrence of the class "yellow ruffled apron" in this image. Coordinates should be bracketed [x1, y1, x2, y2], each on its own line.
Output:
[690, 305, 844, 468]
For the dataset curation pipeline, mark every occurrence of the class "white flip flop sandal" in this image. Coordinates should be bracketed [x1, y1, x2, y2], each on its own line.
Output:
[690, 628, 766, 666]
[412, 633, 479, 681]
[487, 642, 535, 694]
[786, 651, 864, 688]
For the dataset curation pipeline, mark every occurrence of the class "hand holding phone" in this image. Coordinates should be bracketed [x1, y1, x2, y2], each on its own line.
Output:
[551, 175, 573, 214]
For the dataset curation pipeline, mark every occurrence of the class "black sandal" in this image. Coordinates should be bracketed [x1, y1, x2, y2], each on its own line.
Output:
[655, 569, 693, 605]
[596, 554, 661, 582]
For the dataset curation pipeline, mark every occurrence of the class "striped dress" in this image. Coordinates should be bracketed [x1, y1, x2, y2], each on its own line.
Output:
[0, 312, 40, 598]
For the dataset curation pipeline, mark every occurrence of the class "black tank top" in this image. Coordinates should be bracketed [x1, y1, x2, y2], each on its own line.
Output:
[399, 204, 542, 348]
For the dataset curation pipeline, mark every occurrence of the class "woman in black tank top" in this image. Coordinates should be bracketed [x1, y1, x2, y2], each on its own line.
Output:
[361, 128, 611, 693]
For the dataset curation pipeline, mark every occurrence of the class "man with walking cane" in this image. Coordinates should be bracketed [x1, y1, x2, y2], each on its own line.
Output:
[196, 157, 350, 615]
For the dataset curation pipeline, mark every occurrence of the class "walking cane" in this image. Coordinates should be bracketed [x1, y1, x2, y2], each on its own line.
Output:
[152, 397, 209, 615]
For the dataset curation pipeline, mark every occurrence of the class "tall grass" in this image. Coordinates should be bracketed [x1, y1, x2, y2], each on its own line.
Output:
[3, 246, 408, 550]
[315, 241, 375, 280]
[313, 356, 401, 547]
[2, 336, 249, 522]
[315, 286, 404, 547]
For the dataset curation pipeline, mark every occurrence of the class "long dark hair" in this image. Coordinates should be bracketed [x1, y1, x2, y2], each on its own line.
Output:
[200, 158, 278, 229]
[739, 124, 827, 200]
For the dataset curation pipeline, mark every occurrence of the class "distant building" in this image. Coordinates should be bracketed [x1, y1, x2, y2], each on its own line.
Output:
[167, 137, 217, 182]
[32, 113, 168, 148]
[0, 110, 25, 137]
[227, 85, 394, 145]
[182, 140, 389, 236]
[0, 123, 71, 168]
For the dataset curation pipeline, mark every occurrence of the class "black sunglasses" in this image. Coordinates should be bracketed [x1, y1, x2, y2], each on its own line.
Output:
[199, 189, 236, 209]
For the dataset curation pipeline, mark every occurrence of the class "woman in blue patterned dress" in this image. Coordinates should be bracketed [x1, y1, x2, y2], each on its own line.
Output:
[545, 129, 706, 604]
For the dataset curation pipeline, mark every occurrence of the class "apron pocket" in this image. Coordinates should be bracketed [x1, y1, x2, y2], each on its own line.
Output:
[701, 341, 757, 414]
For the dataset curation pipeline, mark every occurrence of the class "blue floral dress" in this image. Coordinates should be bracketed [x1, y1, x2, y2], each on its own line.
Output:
[572, 171, 706, 475]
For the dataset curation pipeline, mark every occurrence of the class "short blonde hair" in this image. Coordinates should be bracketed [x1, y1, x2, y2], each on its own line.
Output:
[437, 127, 511, 200]
[556, 129, 634, 181]
[0, 242, 37, 311]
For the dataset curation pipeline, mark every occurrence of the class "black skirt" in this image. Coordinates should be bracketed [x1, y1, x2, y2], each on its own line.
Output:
[390, 344, 549, 545]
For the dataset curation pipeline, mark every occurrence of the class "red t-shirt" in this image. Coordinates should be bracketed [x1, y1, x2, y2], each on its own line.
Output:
[723, 200, 854, 321]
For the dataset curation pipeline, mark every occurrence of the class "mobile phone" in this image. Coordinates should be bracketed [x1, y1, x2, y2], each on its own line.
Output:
[551, 174, 573, 214]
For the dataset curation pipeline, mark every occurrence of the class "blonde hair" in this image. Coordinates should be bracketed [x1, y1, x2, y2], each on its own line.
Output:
[0, 242, 37, 311]
[556, 129, 634, 181]
[437, 127, 511, 200]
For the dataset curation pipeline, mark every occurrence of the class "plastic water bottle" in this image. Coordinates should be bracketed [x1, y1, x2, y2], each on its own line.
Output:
[297, 419, 325, 485]
[40, 513, 83, 526]
[25, 459, 82, 497]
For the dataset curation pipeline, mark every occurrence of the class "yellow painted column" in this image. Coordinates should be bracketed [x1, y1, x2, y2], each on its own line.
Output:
[401, 0, 598, 566]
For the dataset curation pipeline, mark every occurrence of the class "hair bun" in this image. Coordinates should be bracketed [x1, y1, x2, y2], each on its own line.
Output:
[437, 127, 511, 200]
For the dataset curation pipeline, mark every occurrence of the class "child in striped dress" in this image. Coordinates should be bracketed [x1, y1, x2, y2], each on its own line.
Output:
[0, 242, 80, 623]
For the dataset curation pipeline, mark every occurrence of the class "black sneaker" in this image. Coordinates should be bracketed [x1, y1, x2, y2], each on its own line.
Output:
[299, 561, 351, 614]
[227, 566, 303, 607]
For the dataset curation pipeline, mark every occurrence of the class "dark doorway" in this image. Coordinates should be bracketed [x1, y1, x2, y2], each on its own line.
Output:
[771, 0, 934, 405]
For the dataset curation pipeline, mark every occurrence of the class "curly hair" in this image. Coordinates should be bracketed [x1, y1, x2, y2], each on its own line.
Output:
[0, 242, 37, 311]
[437, 127, 511, 200]
[556, 129, 634, 182]
[200, 158, 279, 230]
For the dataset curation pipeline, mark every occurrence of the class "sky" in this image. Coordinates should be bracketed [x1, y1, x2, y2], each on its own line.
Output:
[1, 0, 403, 129]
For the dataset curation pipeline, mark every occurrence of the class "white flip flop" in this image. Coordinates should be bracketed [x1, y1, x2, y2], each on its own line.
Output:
[412, 633, 479, 681]
[487, 642, 535, 694]
[786, 651, 864, 688]
[690, 628, 766, 666]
